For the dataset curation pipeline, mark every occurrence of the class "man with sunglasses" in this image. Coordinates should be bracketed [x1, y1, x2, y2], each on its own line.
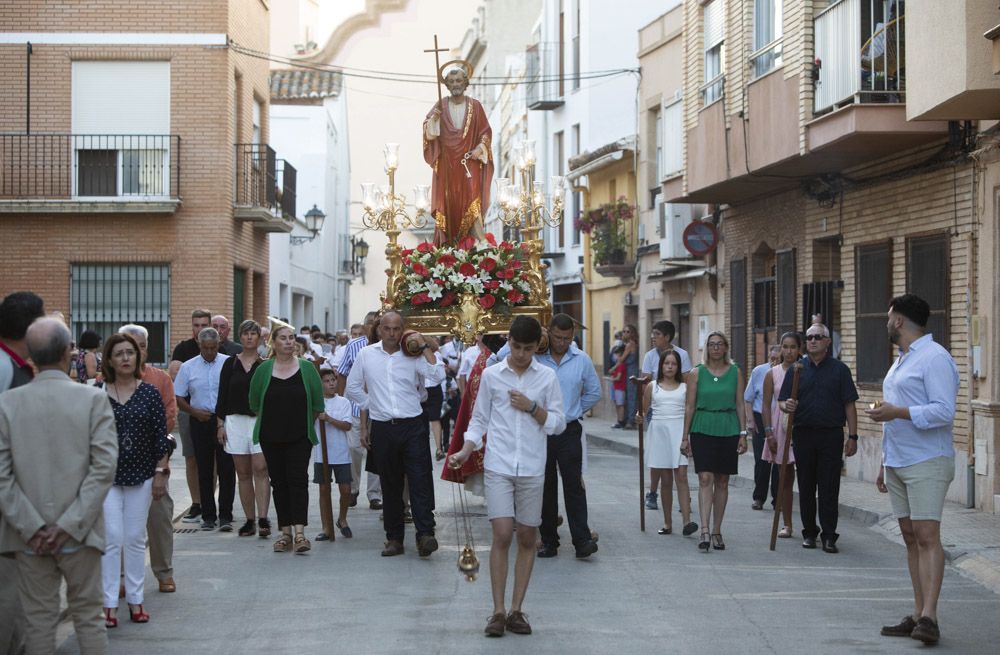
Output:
[778, 323, 858, 553]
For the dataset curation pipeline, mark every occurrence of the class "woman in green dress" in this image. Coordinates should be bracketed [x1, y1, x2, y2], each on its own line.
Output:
[681, 331, 747, 552]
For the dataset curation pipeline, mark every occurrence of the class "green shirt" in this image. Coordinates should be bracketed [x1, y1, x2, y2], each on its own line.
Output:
[689, 363, 740, 437]
[248, 358, 325, 445]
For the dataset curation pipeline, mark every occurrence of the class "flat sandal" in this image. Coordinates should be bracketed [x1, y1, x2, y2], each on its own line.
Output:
[293, 533, 311, 553]
[273, 533, 292, 553]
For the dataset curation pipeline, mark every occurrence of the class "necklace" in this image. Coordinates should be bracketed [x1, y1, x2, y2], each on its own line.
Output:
[110, 379, 137, 404]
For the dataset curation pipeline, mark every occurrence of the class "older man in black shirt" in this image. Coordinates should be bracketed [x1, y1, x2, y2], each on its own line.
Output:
[779, 323, 858, 553]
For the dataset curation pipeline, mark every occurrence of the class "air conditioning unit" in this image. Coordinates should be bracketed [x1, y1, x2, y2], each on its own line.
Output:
[659, 203, 695, 260]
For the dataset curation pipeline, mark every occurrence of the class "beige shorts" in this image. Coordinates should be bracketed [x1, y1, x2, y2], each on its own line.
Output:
[484, 469, 544, 527]
[885, 456, 954, 522]
[223, 414, 262, 455]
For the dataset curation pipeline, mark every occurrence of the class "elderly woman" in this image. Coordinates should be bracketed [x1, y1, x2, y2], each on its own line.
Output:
[249, 321, 325, 554]
[682, 331, 747, 552]
[99, 333, 170, 627]
[216, 320, 271, 538]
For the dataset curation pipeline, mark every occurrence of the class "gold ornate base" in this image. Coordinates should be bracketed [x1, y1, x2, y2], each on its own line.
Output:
[396, 293, 552, 345]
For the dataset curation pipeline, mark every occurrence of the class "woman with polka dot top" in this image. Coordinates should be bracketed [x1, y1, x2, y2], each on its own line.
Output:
[98, 332, 171, 628]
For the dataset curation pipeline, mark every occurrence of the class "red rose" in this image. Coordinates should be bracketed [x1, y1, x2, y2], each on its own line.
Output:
[402, 256, 411, 266]
[479, 257, 497, 272]
[485, 232, 497, 246]
[459, 262, 477, 277]
[401, 248, 414, 257]
[411, 293, 431, 306]
[458, 235, 477, 251]
[520, 272, 530, 280]
[484, 280, 501, 290]
[511, 259, 523, 269]
[498, 268, 515, 280]
[520, 243, 532, 253]
[439, 292, 456, 307]
[417, 241, 433, 254]
[478, 294, 496, 309]
[434, 278, 446, 286]
[437, 253, 457, 267]
[506, 289, 525, 303]
[412, 262, 430, 277]
[500, 241, 514, 251]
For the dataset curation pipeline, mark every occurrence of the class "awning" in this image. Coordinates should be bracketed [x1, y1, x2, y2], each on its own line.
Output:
[646, 267, 714, 282]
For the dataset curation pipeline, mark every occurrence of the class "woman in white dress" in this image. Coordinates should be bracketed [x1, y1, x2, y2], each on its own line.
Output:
[642, 350, 698, 536]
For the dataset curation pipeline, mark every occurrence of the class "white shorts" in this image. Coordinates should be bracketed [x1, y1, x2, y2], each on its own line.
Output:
[223, 414, 262, 455]
[484, 469, 544, 527]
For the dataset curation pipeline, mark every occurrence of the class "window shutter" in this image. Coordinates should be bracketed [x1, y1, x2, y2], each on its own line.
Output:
[72, 62, 170, 134]
[730, 257, 747, 372]
[704, 0, 725, 49]
[907, 234, 949, 347]
[662, 98, 683, 177]
[776, 249, 796, 337]
[856, 243, 892, 383]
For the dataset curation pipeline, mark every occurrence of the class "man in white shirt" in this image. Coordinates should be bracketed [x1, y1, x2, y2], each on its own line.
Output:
[346, 311, 444, 558]
[450, 316, 565, 638]
[457, 334, 484, 394]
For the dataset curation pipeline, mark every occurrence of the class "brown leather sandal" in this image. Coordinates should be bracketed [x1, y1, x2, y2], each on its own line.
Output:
[293, 533, 311, 553]
[273, 533, 292, 553]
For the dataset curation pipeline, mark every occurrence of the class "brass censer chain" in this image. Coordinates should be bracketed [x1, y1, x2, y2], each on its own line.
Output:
[450, 474, 479, 582]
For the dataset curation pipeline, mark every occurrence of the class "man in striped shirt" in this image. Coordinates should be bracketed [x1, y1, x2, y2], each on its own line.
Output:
[336, 311, 382, 509]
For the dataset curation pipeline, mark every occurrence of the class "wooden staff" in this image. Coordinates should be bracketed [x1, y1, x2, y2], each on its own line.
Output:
[318, 419, 335, 541]
[631, 375, 650, 532]
[769, 363, 802, 551]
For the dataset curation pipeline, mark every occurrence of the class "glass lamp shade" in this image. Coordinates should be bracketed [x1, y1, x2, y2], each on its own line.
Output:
[551, 176, 566, 201]
[355, 238, 370, 260]
[413, 184, 430, 212]
[304, 204, 326, 233]
[532, 181, 544, 206]
[361, 183, 376, 210]
[522, 140, 536, 167]
[383, 142, 400, 170]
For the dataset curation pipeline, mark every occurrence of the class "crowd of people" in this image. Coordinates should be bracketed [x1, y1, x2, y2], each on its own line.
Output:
[0, 289, 960, 649]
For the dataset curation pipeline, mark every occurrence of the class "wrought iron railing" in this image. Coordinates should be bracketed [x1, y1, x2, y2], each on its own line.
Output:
[0, 134, 180, 199]
[234, 143, 297, 220]
[814, 0, 906, 113]
[525, 42, 565, 110]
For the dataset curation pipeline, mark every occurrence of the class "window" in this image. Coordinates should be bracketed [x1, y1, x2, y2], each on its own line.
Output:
[572, 1, 581, 90]
[776, 249, 796, 337]
[233, 268, 247, 327]
[71, 62, 171, 197]
[906, 234, 949, 347]
[702, 0, 725, 105]
[856, 242, 893, 383]
[572, 124, 581, 245]
[751, 0, 783, 78]
[654, 108, 664, 184]
[730, 257, 747, 373]
[70, 264, 171, 365]
[252, 100, 262, 145]
[555, 131, 565, 248]
[558, 0, 566, 97]
[662, 98, 683, 178]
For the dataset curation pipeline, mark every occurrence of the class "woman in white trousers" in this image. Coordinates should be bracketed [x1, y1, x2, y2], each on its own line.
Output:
[99, 333, 171, 627]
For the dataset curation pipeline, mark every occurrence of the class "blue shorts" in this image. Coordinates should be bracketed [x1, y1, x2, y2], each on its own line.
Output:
[312, 462, 352, 485]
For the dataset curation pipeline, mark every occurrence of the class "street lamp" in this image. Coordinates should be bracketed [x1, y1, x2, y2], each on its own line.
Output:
[351, 235, 369, 276]
[290, 204, 327, 244]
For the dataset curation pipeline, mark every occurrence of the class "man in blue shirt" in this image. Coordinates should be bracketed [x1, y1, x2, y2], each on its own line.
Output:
[175, 328, 232, 531]
[744, 345, 781, 510]
[867, 294, 958, 645]
[534, 314, 602, 559]
[779, 322, 858, 553]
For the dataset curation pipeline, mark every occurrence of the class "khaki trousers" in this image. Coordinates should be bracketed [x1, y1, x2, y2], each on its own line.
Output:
[16, 547, 107, 655]
[0, 555, 25, 654]
[146, 484, 174, 581]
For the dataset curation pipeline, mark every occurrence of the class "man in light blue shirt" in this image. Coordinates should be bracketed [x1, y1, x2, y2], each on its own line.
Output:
[640, 320, 692, 377]
[174, 328, 232, 530]
[744, 345, 781, 510]
[866, 294, 958, 645]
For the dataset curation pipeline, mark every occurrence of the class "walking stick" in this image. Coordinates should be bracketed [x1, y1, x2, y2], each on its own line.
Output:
[631, 375, 650, 532]
[318, 419, 335, 541]
[769, 363, 802, 551]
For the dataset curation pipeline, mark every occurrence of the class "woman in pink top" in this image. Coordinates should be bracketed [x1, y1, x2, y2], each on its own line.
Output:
[761, 331, 802, 538]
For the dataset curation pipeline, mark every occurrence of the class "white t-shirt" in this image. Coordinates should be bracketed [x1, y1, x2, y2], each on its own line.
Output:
[312, 395, 353, 466]
[458, 344, 482, 379]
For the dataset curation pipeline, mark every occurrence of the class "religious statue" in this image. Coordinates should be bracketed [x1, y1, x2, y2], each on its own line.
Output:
[423, 63, 494, 246]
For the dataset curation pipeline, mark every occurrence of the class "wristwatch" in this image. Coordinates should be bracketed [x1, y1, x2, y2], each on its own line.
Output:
[739, 430, 748, 437]
[155, 467, 170, 476]
[848, 434, 859, 441]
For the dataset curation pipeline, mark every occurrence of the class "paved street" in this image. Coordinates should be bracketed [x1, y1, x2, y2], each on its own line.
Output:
[56, 437, 999, 654]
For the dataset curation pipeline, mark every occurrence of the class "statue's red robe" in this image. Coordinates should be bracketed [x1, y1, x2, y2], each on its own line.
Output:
[423, 97, 494, 246]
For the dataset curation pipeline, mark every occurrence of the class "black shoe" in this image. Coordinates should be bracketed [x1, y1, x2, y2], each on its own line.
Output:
[316, 532, 330, 541]
[575, 540, 598, 558]
[181, 504, 202, 523]
[802, 537, 817, 549]
[751, 500, 764, 510]
[536, 544, 558, 558]
[218, 520, 233, 533]
[237, 520, 256, 537]
[369, 499, 383, 510]
[880, 615, 917, 637]
[381, 540, 404, 557]
[910, 617, 940, 644]
[417, 534, 438, 557]
[200, 519, 217, 531]
[821, 538, 839, 554]
[682, 521, 699, 536]
[258, 517, 272, 538]
[349, 493, 358, 508]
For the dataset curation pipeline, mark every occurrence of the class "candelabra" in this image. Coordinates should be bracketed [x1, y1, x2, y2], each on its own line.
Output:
[360, 142, 430, 234]
[493, 140, 566, 240]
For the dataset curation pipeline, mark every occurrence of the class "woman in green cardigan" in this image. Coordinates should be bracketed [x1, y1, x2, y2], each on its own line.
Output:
[681, 331, 747, 553]
[249, 321, 324, 554]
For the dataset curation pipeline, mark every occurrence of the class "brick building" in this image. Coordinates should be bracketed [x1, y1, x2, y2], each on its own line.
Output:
[0, 1, 296, 363]
[666, 0, 1000, 510]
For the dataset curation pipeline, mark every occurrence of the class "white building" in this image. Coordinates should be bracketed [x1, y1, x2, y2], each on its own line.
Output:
[268, 69, 352, 331]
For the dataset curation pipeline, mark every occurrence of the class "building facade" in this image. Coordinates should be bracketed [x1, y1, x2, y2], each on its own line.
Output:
[0, 0, 295, 363]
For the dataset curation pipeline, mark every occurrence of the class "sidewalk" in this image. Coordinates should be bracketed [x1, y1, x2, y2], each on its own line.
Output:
[582, 415, 1000, 594]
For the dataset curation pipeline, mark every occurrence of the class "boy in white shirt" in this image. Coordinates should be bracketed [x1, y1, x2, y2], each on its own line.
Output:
[314, 369, 355, 539]
[449, 316, 565, 638]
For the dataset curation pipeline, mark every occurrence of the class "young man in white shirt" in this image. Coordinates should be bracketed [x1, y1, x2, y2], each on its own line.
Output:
[449, 316, 565, 638]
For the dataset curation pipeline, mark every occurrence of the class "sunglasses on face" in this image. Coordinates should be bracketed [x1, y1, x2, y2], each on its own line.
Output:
[805, 334, 827, 342]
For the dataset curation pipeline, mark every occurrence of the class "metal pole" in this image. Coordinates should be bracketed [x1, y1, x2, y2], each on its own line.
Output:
[26, 42, 32, 134]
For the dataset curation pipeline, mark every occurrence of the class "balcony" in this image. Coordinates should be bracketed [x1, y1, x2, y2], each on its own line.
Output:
[234, 143, 296, 232]
[589, 202, 638, 280]
[0, 134, 181, 213]
[525, 42, 564, 110]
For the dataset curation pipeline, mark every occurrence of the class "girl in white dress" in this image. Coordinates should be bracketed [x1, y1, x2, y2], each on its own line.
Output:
[642, 350, 698, 536]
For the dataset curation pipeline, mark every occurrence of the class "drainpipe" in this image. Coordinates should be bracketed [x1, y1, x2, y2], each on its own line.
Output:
[26, 42, 31, 134]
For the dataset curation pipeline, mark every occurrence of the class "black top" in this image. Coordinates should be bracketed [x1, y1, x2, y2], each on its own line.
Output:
[107, 382, 171, 486]
[259, 370, 308, 444]
[215, 355, 260, 418]
[171, 338, 200, 364]
[778, 355, 859, 429]
[220, 340, 244, 356]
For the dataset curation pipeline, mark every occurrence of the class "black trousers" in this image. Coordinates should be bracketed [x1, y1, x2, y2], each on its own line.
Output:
[372, 416, 436, 543]
[260, 438, 312, 527]
[792, 426, 844, 541]
[189, 415, 235, 523]
[539, 421, 591, 549]
[751, 412, 780, 504]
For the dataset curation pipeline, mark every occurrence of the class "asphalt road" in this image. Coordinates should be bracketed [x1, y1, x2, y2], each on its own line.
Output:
[56, 440, 1000, 654]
